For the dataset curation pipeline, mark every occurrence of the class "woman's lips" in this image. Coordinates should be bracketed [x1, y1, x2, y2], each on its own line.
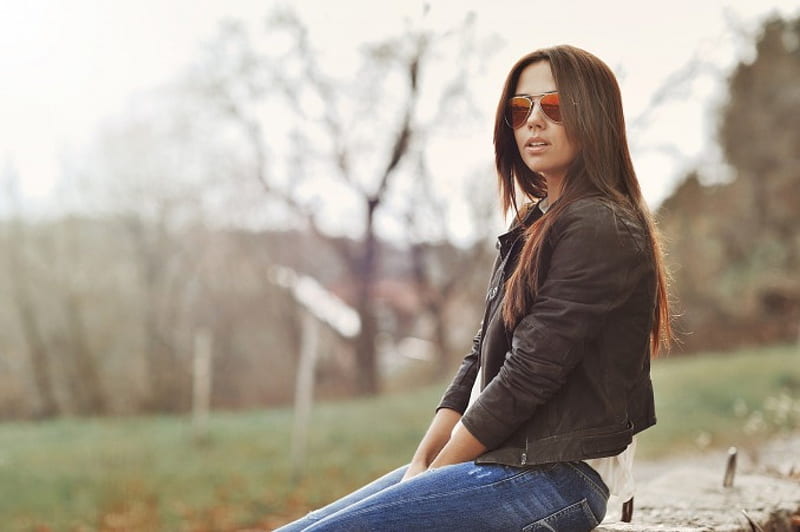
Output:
[524, 138, 549, 154]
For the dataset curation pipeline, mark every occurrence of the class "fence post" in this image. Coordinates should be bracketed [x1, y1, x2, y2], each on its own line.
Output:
[291, 309, 320, 478]
[723, 446, 737, 487]
[192, 328, 213, 442]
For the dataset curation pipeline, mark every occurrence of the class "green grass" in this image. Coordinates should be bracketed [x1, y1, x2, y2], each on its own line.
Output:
[641, 343, 800, 457]
[0, 344, 798, 531]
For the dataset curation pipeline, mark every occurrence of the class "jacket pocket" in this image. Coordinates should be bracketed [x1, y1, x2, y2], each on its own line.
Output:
[522, 498, 600, 531]
[579, 420, 634, 457]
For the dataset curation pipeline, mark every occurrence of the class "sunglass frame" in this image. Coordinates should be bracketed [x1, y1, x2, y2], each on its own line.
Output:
[504, 91, 562, 128]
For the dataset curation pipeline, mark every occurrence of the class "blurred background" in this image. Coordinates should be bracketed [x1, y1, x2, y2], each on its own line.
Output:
[1, 1, 799, 530]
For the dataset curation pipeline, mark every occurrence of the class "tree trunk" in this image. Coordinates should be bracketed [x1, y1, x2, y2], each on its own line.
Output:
[142, 304, 181, 412]
[14, 291, 59, 417]
[430, 300, 451, 379]
[353, 304, 379, 395]
[7, 220, 59, 418]
[126, 216, 183, 413]
[63, 292, 107, 415]
[352, 204, 381, 396]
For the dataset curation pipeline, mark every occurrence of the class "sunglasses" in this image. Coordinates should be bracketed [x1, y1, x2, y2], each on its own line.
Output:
[504, 91, 562, 128]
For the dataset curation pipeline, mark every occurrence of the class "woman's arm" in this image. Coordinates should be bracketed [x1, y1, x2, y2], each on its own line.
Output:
[402, 408, 463, 481]
[403, 410, 488, 481]
[427, 420, 487, 469]
[435, 323, 485, 415]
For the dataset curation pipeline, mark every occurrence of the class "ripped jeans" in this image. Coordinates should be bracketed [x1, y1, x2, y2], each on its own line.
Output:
[274, 460, 609, 531]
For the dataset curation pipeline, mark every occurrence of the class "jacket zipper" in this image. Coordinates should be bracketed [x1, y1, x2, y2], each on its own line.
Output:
[521, 435, 529, 465]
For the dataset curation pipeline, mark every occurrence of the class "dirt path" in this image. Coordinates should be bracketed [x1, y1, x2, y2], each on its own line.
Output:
[636, 431, 800, 485]
[597, 432, 800, 531]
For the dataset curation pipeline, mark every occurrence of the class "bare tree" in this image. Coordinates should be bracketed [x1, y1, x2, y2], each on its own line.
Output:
[81, 97, 221, 412]
[51, 217, 108, 414]
[404, 155, 498, 378]
[3, 166, 59, 417]
[123, 211, 190, 411]
[191, 8, 487, 395]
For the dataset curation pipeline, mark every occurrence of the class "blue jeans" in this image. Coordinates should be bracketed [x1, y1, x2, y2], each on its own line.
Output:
[274, 460, 608, 531]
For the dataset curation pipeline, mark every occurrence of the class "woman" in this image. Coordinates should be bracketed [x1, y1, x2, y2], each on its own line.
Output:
[276, 44, 671, 532]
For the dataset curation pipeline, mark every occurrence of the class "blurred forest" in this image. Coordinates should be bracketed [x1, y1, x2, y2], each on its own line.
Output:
[1, 11, 798, 419]
[659, 15, 800, 352]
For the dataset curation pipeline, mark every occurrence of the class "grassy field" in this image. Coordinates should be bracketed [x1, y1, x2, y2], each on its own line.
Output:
[0, 344, 798, 531]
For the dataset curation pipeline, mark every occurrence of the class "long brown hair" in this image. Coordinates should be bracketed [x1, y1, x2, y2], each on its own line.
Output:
[494, 45, 672, 355]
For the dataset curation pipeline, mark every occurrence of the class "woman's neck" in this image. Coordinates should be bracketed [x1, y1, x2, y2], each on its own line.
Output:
[545, 175, 564, 204]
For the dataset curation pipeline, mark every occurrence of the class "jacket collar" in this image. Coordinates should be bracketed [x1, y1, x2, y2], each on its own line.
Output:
[496, 201, 545, 254]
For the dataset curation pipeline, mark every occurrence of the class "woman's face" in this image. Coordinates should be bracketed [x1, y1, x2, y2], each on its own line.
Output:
[512, 61, 580, 186]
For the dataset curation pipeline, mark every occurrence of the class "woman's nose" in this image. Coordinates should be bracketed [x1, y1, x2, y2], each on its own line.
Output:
[526, 102, 547, 128]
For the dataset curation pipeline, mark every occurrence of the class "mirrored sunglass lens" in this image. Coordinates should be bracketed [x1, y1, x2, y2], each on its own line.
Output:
[507, 98, 532, 127]
[540, 93, 562, 122]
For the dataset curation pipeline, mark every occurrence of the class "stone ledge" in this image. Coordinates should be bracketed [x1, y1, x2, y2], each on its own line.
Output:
[596, 469, 800, 532]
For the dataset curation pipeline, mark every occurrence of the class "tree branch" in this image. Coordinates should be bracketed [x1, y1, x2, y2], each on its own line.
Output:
[374, 36, 426, 206]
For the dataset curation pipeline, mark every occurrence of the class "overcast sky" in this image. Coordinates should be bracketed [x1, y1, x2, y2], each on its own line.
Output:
[2, 0, 798, 229]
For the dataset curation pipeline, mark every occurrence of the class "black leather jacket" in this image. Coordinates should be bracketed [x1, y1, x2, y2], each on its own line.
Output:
[436, 196, 657, 467]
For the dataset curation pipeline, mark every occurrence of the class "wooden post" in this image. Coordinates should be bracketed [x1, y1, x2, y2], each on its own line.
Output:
[621, 497, 634, 523]
[192, 328, 213, 442]
[723, 446, 737, 488]
[291, 309, 320, 478]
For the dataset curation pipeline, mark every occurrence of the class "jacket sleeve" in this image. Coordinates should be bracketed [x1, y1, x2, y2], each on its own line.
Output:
[460, 202, 646, 449]
[435, 322, 483, 415]
[435, 246, 507, 415]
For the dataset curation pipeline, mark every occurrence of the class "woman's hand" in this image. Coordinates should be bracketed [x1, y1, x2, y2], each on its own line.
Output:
[400, 459, 429, 482]
[402, 408, 461, 482]
[402, 412, 488, 482]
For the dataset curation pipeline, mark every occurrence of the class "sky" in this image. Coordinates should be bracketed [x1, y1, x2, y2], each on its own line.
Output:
[1, 0, 799, 234]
